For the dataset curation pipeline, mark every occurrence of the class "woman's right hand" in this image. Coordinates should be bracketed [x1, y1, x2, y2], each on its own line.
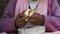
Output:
[15, 13, 27, 28]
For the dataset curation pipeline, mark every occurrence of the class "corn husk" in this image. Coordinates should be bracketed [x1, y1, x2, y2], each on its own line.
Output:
[24, 8, 35, 21]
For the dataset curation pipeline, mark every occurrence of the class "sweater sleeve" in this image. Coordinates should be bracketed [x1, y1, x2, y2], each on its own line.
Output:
[44, 0, 60, 32]
[0, 0, 17, 33]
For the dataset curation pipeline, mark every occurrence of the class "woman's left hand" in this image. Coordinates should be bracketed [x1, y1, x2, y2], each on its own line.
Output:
[28, 13, 44, 26]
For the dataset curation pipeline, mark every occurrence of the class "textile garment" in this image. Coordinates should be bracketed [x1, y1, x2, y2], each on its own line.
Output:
[0, 0, 60, 32]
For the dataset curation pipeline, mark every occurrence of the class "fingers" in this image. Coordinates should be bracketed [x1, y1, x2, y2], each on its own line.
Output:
[22, 9, 26, 14]
[29, 18, 38, 23]
[16, 15, 27, 28]
[28, 13, 44, 25]
[18, 13, 25, 17]
[29, 13, 40, 19]
[17, 13, 25, 20]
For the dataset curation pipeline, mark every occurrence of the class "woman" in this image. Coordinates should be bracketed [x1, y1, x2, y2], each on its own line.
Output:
[15, 0, 60, 32]
[0, 0, 60, 33]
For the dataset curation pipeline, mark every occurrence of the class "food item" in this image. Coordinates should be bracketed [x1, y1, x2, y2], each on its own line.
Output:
[24, 8, 35, 21]
[18, 9, 45, 34]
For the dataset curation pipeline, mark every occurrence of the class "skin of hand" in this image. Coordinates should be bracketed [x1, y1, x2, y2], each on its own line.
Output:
[15, 10, 44, 28]
[28, 13, 44, 26]
[15, 10, 28, 28]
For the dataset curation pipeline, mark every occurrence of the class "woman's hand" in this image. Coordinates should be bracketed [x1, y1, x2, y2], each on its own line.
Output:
[15, 10, 27, 28]
[28, 13, 44, 26]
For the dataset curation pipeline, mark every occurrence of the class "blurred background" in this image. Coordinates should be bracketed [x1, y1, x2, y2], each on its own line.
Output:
[0, 0, 9, 18]
[58, 0, 60, 5]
